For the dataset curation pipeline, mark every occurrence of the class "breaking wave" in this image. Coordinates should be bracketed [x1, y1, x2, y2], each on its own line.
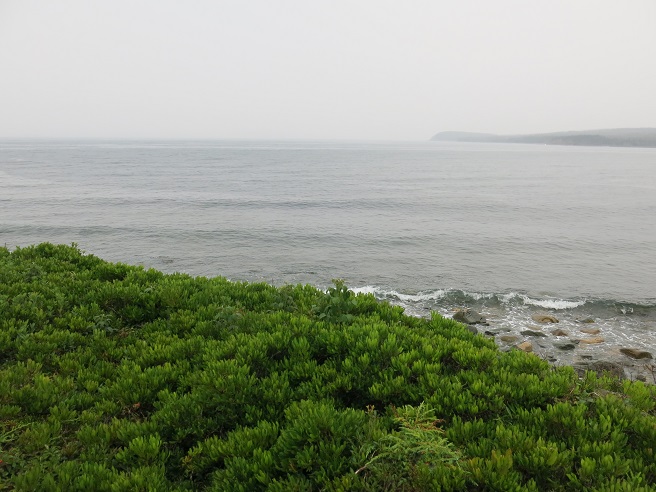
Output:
[350, 285, 654, 313]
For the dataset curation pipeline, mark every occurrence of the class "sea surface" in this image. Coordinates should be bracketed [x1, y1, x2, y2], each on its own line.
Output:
[2, 139, 655, 376]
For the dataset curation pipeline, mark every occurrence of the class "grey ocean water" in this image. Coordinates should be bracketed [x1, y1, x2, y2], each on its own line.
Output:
[2, 140, 655, 372]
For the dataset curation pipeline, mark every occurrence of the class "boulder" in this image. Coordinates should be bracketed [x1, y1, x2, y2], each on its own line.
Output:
[453, 308, 488, 325]
[579, 337, 605, 344]
[579, 328, 600, 335]
[520, 329, 547, 337]
[531, 314, 559, 323]
[619, 348, 653, 360]
[555, 342, 577, 351]
[551, 329, 569, 336]
[517, 341, 533, 353]
[577, 317, 595, 324]
[499, 335, 520, 343]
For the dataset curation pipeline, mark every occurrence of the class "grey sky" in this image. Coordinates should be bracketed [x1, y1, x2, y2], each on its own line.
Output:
[1, 0, 655, 140]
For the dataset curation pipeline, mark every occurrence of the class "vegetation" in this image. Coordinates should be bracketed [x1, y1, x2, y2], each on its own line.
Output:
[1, 243, 655, 491]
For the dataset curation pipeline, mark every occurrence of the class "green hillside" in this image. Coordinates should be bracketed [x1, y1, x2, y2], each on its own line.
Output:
[1, 244, 655, 490]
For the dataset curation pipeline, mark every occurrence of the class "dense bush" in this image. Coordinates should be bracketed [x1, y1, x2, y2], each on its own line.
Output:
[0, 243, 654, 491]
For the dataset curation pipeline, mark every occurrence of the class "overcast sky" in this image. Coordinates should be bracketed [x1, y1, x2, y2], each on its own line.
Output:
[1, 1, 655, 140]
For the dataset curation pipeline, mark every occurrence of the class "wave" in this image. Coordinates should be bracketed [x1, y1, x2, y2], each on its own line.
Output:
[516, 295, 585, 310]
[350, 286, 448, 302]
[350, 285, 656, 312]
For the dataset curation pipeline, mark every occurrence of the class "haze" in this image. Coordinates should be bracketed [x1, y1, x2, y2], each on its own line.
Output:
[1, 0, 655, 140]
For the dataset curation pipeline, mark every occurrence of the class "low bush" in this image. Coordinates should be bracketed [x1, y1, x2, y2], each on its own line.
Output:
[0, 244, 654, 490]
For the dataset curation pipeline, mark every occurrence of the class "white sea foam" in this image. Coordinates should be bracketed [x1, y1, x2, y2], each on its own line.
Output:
[519, 295, 586, 310]
[461, 291, 496, 301]
[395, 290, 448, 302]
[351, 286, 447, 303]
[350, 285, 380, 296]
[496, 292, 585, 309]
[354, 286, 588, 311]
[498, 292, 518, 304]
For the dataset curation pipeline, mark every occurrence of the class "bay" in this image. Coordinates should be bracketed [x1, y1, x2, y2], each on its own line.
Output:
[2, 139, 655, 375]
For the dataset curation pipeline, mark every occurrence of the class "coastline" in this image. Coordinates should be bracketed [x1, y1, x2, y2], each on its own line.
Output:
[3, 244, 655, 489]
[430, 127, 656, 148]
[351, 286, 656, 384]
[481, 313, 656, 385]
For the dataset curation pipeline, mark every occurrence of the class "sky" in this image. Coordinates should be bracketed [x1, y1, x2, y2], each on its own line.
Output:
[1, 0, 655, 140]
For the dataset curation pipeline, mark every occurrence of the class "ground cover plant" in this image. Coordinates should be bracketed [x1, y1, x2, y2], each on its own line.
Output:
[1, 243, 655, 491]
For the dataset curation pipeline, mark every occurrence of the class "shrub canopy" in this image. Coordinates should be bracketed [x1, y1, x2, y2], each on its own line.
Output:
[0, 244, 655, 491]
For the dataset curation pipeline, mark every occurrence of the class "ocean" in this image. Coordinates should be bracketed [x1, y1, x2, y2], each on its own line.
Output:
[2, 139, 655, 376]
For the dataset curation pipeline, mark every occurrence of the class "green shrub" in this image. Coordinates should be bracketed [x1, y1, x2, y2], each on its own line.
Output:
[0, 243, 655, 490]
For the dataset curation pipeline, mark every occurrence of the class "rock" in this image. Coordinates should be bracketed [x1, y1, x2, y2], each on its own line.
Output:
[579, 328, 600, 335]
[577, 317, 595, 323]
[555, 342, 577, 351]
[579, 337, 605, 344]
[499, 335, 520, 343]
[465, 325, 478, 335]
[531, 314, 559, 323]
[551, 329, 569, 336]
[517, 341, 533, 352]
[575, 361, 625, 380]
[453, 308, 488, 325]
[589, 361, 625, 379]
[619, 348, 653, 360]
[520, 329, 547, 337]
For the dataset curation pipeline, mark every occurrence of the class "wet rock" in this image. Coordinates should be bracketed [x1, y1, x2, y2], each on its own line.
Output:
[465, 325, 478, 335]
[575, 361, 625, 380]
[580, 327, 600, 335]
[589, 361, 625, 379]
[579, 337, 605, 344]
[577, 317, 595, 323]
[555, 342, 577, 351]
[531, 314, 559, 323]
[499, 335, 520, 343]
[619, 348, 653, 360]
[520, 329, 548, 337]
[484, 330, 498, 336]
[453, 308, 488, 325]
[551, 329, 569, 336]
[517, 341, 533, 353]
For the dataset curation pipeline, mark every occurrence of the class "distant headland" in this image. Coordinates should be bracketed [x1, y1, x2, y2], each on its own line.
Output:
[430, 128, 656, 148]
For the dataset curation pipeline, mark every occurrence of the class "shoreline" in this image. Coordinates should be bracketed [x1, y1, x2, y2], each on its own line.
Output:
[451, 307, 655, 384]
[351, 288, 656, 384]
[4, 243, 655, 489]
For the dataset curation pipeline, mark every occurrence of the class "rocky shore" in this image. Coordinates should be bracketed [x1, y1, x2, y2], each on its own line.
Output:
[453, 308, 655, 384]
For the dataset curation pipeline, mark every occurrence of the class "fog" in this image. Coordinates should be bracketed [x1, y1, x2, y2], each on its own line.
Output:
[1, 0, 655, 140]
